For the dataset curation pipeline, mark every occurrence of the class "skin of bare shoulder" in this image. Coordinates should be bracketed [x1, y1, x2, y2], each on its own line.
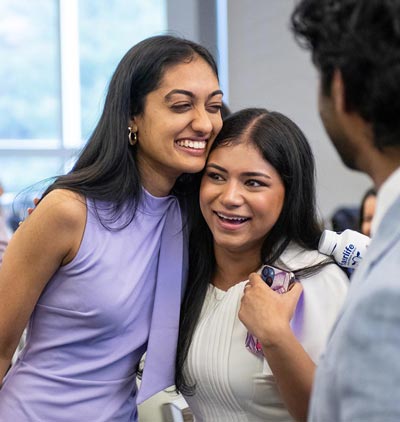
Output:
[0, 189, 87, 377]
[32, 189, 87, 266]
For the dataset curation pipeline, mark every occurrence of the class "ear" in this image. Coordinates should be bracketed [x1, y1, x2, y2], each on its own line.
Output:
[128, 118, 138, 133]
[331, 69, 346, 115]
[331, 69, 374, 150]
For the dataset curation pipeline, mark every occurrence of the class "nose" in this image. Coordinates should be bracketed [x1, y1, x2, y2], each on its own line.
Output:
[191, 107, 213, 134]
[219, 181, 244, 208]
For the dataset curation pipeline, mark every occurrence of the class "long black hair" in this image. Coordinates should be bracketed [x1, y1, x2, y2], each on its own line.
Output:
[176, 108, 327, 393]
[42, 35, 218, 225]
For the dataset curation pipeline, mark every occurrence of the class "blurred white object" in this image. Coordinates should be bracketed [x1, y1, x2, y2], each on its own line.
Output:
[162, 394, 193, 422]
[137, 354, 192, 422]
[138, 387, 192, 422]
[12, 329, 27, 365]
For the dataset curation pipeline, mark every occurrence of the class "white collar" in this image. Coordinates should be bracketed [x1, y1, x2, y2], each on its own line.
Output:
[371, 166, 400, 236]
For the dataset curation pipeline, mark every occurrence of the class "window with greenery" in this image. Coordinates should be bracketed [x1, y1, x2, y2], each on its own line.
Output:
[0, 0, 166, 217]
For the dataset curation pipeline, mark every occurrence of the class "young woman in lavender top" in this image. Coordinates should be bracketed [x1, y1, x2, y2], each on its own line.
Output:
[0, 35, 223, 421]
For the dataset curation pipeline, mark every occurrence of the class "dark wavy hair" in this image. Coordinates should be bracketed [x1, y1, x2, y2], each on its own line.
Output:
[41, 35, 218, 225]
[175, 108, 328, 394]
[291, 0, 400, 150]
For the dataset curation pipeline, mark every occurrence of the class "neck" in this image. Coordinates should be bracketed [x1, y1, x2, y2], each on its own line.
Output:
[342, 114, 400, 189]
[137, 157, 177, 197]
[142, 176, 174, 197]
[361, 146, 400, 190]
[213, 245, 261, 291]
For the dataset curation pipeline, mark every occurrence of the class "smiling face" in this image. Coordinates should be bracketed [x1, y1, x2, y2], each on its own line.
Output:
[200, 141, 285, 257]
[132, 55, 223, 195]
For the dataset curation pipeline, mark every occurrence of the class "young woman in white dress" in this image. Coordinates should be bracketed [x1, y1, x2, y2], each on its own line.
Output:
[175, 108, 349, 422]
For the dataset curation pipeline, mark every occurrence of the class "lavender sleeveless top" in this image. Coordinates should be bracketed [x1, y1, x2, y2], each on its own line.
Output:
[0, 190, 186, 421]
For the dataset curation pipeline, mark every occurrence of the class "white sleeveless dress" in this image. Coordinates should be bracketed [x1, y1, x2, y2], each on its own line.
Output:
[183, 244, 349, 422]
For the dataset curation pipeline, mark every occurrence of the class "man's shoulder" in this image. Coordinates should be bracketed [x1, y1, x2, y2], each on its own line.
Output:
[363, 196, 400, 269]
[343, 238, 400, 326]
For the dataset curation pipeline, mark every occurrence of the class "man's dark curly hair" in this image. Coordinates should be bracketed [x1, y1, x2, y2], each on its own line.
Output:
[291, 0, 400, 149]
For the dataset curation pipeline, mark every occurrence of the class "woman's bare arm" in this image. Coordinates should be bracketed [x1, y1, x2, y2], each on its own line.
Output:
[239, 276, 313, 421]
[0, 190, 86, 381]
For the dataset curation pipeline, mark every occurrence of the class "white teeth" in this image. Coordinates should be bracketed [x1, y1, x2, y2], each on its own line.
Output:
[216, 212, 248, 222]
[176, 139, 206, 149]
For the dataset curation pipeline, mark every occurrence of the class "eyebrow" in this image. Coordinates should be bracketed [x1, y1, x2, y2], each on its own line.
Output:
[165, 89, 223, 101]
[206, 163, 272, 179]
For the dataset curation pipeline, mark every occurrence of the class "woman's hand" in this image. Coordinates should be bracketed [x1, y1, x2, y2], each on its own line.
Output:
[239, 273, 314, 421]
[27, 197, 40, 216]
[239, 273, 303, 348]
[18, 198, 39, 227]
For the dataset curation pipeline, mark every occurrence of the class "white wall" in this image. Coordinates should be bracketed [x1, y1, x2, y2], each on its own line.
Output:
[167, 0, 199, 40]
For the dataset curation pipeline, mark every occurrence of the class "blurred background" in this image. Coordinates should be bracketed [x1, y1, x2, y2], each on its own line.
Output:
[0, 0, 370, 232]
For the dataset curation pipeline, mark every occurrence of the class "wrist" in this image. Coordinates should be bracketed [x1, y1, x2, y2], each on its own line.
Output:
[259, 324, 294, 350]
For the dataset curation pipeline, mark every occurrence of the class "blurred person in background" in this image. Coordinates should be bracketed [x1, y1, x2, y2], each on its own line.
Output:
[359, 187, 376, 237]
[0, 182, 9, 265]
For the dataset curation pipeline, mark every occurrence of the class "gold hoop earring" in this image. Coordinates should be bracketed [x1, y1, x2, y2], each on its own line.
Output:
[128, 126, 138, 146]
